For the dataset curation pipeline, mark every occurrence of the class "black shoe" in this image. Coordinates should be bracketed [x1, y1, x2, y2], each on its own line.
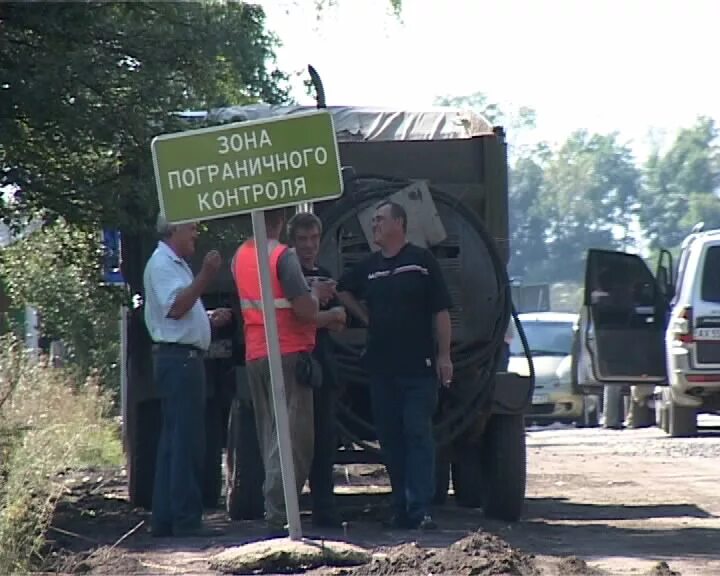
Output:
[417, 514, 438, 531]
[312, 509, 343, 528]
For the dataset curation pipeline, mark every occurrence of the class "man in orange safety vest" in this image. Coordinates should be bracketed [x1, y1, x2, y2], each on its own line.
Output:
[231, 208, 343, 537]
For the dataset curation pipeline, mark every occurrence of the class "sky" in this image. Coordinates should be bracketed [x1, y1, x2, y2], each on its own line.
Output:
[257, 0, 720, 162]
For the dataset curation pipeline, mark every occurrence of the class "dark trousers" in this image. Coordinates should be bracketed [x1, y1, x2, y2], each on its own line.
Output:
[369, 375, 438, 522]
[151, 347, 206, 534]
[309, 378, 337, 514]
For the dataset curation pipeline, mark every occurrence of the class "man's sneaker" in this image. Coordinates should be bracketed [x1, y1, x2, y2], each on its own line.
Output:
[417, 514, 438, 531]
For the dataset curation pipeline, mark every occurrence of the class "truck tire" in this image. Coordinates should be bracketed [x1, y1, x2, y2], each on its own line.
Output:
[603, 385, 624, 429]
[479, 413, 526, 522]
[628, 398, 654, 429]
[203, 398, 223, 509]
[127, 399, 161, 510]
[669, 401, 697, 437]
[226, 399, 265, 520]
[433, 445, 451, 505]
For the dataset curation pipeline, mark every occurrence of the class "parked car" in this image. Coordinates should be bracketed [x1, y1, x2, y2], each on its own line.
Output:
[574, 226, 720, 437]
[510, 312, 599, 427]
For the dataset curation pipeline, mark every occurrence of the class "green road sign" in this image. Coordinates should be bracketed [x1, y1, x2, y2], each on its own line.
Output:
[151, 110, 344, 223]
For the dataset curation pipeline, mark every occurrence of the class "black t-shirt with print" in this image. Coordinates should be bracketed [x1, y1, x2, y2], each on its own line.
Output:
[337, 243, 452, 377]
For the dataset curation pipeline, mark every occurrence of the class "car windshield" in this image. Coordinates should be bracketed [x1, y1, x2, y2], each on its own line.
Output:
[510, 320, 574, 357]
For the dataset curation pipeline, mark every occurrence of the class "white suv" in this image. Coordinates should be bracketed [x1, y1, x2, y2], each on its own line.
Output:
[657, 228, 720, 435]
[575, 228, 720, 437]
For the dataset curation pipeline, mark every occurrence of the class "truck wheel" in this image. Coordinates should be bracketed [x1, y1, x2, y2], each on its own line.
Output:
[451, 452, 483, 508]
[628, 398, 654, 429]
[127, 399, 161, 510]
[203, 398, 223, 509]
[226, 399, 265, 520]
[669, 401, 697, 437]
[433, 445, 451, 505]
[603, 385, 624, 429]
[479, 413, 526, 522]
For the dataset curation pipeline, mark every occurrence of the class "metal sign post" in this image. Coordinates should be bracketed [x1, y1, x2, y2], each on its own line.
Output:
[251, 210, 302, 539]
[151, 110, 344, 542]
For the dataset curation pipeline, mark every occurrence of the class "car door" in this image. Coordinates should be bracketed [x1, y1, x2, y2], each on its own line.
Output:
[575, 249, 669, 386]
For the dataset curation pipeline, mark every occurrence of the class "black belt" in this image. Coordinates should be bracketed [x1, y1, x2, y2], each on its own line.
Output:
[152, 342, 204, 357]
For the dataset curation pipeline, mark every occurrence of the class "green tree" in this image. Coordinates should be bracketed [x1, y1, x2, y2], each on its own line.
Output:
[508, 144, 550, 280]
[535, 131, 640, 282]
[434, 92, 537, 137]
[0, 1, 288, 232]
[0, 2, 290, 385]
[639, 116, 720, 249]
[432, 92, 546, 278]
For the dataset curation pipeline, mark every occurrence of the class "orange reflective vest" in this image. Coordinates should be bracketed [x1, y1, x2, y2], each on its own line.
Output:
[233, 239, 316, 362]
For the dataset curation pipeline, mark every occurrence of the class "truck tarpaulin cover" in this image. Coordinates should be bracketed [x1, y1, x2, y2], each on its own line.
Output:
[177, 104, 494, 142]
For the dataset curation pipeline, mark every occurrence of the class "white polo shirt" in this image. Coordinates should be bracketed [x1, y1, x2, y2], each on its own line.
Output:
[142, 241, 211, 351]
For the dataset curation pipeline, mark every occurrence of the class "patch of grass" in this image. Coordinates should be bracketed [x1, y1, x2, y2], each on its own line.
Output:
[0, 337, 122, 574]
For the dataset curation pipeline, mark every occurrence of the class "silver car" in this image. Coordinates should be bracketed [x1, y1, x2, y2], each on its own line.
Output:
[509, 312, 596, 425]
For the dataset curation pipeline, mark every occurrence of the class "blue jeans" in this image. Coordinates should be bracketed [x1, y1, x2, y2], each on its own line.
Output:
[370, 375, 438, 522]
[151, 346, 206, 534]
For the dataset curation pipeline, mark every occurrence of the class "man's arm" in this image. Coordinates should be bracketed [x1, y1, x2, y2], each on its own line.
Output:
[336, 292, 368, 326]
[147, 251, 219, 320]
[277, 249, 319, 323]
[168, 251, 221, 319]
[336, 260, 369, 326]
[435, 310, 452, 357]
[426, 251, 453, 385]
[317, 306, 347, 329]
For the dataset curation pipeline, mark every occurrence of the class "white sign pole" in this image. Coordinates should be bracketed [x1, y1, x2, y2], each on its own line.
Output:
[250, 209, 303, 541]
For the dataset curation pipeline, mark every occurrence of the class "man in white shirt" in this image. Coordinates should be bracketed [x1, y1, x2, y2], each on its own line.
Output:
[143, 215, 231, 537]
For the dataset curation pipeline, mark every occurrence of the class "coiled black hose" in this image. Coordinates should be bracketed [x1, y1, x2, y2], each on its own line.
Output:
[322, 175, 535, 452]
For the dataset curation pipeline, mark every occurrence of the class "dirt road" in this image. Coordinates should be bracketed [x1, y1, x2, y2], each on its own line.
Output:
[47, 421, 720, 575]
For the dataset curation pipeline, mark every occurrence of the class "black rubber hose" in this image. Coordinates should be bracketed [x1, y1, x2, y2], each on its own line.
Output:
[490, 303, 537, 413]
[307, 65, 326, 109]
[323, 174, 528, 450]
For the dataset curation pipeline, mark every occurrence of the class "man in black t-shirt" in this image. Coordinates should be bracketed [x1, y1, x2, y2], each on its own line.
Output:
[338, 201, 453, 531]
[287, 212, 346, 528]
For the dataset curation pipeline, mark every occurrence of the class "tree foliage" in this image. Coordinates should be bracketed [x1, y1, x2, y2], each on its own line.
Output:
[639, 117, 720, 249]
[0, 221, 123, 386]
[0, 1, 288, 232]
[0, 1, 291, 385]
[534, 131, 640, 281]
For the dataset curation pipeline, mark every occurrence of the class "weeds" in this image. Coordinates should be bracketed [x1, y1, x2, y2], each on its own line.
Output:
[0, 336, 122, 574]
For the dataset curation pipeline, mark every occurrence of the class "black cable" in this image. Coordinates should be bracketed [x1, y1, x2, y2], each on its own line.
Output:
[322, 174, 533, 451]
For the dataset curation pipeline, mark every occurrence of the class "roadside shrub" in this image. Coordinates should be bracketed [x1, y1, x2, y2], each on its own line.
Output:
[0, 336, 121, 574]
[0, 219, 125, 393]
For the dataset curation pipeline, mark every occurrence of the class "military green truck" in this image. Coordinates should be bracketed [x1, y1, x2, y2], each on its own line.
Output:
[120, 101, 534, 522]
